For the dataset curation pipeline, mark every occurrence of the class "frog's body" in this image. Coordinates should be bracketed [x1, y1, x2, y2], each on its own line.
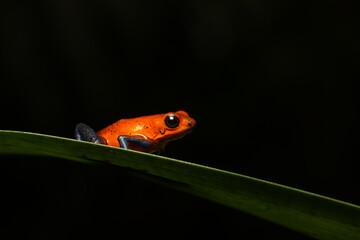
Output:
[75, 111, 196, 153]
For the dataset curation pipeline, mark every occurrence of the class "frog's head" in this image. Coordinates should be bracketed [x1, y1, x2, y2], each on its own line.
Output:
[156, 110, 196, 141]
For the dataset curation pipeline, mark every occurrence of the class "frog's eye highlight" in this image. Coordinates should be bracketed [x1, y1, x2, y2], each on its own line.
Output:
[165, 114, 180, 128]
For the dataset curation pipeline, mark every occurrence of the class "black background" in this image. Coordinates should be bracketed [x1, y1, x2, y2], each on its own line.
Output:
[0, 1, 359, 239]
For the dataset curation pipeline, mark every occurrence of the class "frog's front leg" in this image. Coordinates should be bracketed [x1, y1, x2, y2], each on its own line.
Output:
[118, 135, 153, 149]
[75, 123, 106, 144]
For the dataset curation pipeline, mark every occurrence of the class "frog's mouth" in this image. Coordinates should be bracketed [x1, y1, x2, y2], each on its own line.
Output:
[164, 128, 194, 142]
[186, 126, 195, 134]
[180, 123, 196, 136]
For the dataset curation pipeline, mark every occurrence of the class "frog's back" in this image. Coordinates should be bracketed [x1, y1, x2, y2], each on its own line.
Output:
[96, 115, 161, 147]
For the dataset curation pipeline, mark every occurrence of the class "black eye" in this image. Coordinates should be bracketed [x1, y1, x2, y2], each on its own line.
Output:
[165, 114, 180, 128]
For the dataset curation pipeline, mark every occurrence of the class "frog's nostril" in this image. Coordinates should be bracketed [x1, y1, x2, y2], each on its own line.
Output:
[188, 119, 196, 127]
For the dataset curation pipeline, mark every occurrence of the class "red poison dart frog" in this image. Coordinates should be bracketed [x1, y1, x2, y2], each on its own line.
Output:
[75, 111, 196, 153]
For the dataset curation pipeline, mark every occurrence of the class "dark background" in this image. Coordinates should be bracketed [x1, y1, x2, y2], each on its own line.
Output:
[0, 0, 359, 239]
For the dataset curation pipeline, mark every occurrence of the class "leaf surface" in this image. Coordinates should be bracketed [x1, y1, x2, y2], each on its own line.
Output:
[0, 130, 359, 240]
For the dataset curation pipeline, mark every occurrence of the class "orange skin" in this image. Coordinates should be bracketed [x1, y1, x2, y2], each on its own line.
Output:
[96, 110, 196, 153]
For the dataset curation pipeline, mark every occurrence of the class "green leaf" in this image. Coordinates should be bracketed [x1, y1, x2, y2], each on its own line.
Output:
[0, 130, 359, 239]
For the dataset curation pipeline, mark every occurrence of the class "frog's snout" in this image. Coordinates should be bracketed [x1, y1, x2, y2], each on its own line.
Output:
[186, 117, 196, 131]
[188, 119, 195, 127]
[175, 110, 196, 132]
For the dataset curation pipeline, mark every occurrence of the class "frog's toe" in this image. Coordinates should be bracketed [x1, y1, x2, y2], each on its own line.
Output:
[75, 123, 105, 144]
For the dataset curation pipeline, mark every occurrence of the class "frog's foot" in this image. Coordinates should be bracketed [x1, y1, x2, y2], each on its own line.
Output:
[75, 123, 106, 144]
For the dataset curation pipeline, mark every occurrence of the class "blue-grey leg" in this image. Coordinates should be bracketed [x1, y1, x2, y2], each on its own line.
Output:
[117, 135, 152, 149]
[118, 136, 130, 149]
[75, 123, 105, 144]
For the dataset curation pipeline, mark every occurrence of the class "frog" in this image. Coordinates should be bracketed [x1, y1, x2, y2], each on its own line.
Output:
[75, 110, 196, 153]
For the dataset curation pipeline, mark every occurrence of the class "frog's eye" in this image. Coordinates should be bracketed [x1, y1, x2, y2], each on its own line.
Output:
[165, 114, 180, 128]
